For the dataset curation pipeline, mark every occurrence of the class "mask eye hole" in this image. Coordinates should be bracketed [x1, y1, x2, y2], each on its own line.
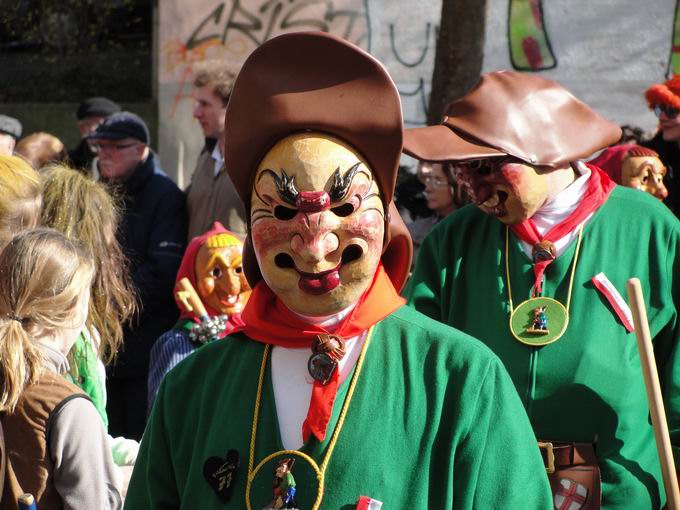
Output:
[211, 266, 222, 278]
[331, 203, 354, 217]
[274, 205, 297, 220]
[234, 266, 243, 274]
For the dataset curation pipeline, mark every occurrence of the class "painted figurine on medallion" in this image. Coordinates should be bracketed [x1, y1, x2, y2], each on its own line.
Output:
[124, 33, 552, 509]
[146, 221, 249, 413]
[405, 70, 680, 509]
[528, 305, 549, 335]
[267, 458, 297, 510]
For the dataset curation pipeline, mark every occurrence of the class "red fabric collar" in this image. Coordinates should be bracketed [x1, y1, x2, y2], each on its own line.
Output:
[233, 263, 404, 442]
[509, 164, 615, 294]
[235, 263, 404, 346]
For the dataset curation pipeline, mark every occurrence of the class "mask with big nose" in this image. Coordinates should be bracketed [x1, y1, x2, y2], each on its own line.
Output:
[250, 132, 385, 317]
[453, 157, 551, 224]
[621, 155, 669, 201]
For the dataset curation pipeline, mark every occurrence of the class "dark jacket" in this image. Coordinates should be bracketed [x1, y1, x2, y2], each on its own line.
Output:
[68, 138, 96, 172]
[642, 132, 680, 216]
[107, 152, 188, 378]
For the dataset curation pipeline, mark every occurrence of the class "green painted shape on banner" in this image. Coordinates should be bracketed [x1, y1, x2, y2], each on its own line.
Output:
[510, 296, 568, 346]
[669, 0, 680, 76]
[508, 0, 557, 71]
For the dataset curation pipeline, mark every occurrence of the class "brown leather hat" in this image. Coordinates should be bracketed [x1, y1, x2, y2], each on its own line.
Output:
[403, 70, 621, 167]
[225, 31, 412, 290]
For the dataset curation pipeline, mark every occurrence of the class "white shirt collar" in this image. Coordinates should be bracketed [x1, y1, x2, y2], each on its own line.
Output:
[211, 143, 224, 177]
[519, 161, 593, 258]
[531, 161, 590, 233]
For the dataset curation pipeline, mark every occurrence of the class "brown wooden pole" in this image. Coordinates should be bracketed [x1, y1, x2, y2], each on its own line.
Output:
[627, 278, 680, 509]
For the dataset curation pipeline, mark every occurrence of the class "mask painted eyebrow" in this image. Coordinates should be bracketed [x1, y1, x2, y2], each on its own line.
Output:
[328, 162, 371, 202]
[629, 162, 664, 177]
[257, 168, 299, 206]
[206, 252, 230, 270]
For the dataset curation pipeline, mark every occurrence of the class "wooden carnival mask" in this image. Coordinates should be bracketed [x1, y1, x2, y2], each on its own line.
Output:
[453, 157, 550, 224]
[621, 155, 668, 201]
[195, 232, 251, 316]
[250, 132, 385, 316]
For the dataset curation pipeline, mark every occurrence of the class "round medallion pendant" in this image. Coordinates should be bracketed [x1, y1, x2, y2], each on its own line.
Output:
[246, 450, 323, 510]
[509, 296, 568, 346]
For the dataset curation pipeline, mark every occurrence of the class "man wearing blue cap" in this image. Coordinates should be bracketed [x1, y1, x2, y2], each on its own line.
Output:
[89, 111, 188, 440]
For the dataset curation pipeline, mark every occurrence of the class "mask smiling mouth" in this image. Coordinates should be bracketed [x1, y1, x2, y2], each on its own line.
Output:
[218, 294, 239, 306]
[274, 244, 365, 295]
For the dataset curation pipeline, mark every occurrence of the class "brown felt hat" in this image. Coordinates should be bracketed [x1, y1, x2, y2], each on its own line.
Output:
[225, 31, 403, 207]
[404, 70, 621, 167]
[225, 31, 412, 291]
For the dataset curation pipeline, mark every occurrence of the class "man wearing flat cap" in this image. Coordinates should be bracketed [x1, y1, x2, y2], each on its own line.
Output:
[69, 96, 121, 171]
[0, 114, 22, 156]
[89, 111, 187, 441]
[126, 34, 551, 509]
[406, 70, 680, 509]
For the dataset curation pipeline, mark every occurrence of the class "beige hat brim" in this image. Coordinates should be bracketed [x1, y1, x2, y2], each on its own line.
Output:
[403, 125, 505, 162]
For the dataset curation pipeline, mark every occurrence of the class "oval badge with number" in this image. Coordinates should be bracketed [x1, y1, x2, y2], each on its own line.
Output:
[509, 296, 568, 346]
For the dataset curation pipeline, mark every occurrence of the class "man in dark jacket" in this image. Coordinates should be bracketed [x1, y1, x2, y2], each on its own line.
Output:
[89, 111, 187, 440]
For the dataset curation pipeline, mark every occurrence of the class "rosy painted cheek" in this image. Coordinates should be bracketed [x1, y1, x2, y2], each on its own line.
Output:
[338, 211, 383, 241]
[499, 164, 530, 192]
[251, 220, 298, 255]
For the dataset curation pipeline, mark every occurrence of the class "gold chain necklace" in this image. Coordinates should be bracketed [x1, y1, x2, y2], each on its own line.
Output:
[505, 225, 583, 346]
[245, 326, 374, 510]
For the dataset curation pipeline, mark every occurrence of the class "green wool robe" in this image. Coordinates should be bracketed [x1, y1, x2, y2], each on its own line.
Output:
[406, 186, 680, 509]
[125, 305, 552, 509]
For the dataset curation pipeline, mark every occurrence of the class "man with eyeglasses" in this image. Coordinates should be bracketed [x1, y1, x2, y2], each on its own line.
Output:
[405, 70, 680, 509]
[89, 111, 188, 441]
[643, 75, 680, 216]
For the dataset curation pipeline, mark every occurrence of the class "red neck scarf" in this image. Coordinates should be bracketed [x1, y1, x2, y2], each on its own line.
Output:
[509, 164, 615, 294]
[233, 263, 405, 443]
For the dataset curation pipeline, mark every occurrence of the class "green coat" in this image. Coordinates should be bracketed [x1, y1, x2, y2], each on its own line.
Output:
[125, 305, 551, 509]
[406, 186, 680, 509]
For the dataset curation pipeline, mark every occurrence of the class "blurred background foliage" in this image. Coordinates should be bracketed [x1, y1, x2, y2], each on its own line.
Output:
[0, 0, 152, 102]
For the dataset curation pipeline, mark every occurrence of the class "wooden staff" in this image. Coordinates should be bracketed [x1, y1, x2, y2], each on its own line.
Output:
[627, 278, 680, 509]
[175, 277, 209, 321]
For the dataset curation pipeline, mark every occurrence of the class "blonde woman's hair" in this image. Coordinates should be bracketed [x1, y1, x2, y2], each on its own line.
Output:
[0, 156, 43, 249]
[40, 164, 137, 363]
[0, 228, 94, 412]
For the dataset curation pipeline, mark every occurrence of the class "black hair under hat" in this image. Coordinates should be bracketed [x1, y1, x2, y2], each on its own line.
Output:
[76, 97, 121, 120]
[88, 111, 150, 144]
[0, 115, 22, 139]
